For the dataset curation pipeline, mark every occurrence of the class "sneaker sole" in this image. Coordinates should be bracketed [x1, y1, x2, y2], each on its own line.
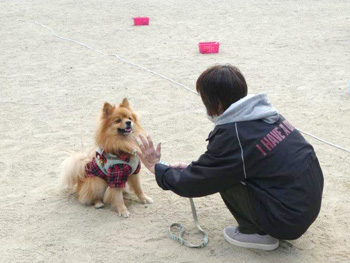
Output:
[223, 229, 279, 251]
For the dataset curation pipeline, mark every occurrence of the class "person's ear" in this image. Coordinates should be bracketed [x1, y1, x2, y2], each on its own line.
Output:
[217, 103, 224, 115]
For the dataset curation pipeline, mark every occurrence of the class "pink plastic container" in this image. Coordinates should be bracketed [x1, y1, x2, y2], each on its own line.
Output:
[198, 42, 220, 54]
[133, 17, 149, 26]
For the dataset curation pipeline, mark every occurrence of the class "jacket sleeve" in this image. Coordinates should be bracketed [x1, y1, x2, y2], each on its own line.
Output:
[154, 127, 245, 197]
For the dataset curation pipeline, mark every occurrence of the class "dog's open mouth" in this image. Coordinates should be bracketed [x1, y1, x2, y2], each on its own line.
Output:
[118, 127, 132, 134]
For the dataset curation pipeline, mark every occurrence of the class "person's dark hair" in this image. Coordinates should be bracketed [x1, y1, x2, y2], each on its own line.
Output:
[196, 64, 248, 116]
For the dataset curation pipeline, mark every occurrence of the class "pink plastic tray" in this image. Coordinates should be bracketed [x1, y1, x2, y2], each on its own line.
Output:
[198, 42, 220, 54]
[133, 17, 149, 26]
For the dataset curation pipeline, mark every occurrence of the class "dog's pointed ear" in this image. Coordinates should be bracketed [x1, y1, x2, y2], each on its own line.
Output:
[103, 102, 114, 116]
[120, 98, 130, 108]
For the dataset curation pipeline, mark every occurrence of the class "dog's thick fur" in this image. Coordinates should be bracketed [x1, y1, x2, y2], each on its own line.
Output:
[60, 98, 152, 217]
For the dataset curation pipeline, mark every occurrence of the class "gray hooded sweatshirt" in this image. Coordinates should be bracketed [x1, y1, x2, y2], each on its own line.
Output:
[215, 94, 280, 126]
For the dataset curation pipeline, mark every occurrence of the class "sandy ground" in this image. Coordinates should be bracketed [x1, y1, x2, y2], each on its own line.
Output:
[1, 0, 350, 262]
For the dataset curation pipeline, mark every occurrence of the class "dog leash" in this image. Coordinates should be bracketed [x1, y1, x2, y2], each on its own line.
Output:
[169, 198, 209, 248]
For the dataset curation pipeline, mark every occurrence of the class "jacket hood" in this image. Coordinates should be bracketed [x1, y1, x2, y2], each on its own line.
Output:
[215, 94, 279, 126]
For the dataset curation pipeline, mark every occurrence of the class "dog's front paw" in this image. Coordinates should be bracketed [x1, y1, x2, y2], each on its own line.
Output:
[119, 209, 131, 218]
[141, 196, 153, 204]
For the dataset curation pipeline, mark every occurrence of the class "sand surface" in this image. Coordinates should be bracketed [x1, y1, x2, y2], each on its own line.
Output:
[1, 0, 350, 262]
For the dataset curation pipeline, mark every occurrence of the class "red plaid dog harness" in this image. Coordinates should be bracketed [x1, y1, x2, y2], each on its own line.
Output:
[85, 148, 141, 188]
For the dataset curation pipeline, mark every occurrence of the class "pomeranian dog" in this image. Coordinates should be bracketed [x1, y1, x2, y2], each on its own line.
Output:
[60, 98, 153, 217]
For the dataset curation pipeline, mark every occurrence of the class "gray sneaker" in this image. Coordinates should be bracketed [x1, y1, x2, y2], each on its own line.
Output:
[223, 226, 279, 250]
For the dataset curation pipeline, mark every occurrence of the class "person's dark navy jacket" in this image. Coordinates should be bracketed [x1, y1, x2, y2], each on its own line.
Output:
[155, 94, 324, 240]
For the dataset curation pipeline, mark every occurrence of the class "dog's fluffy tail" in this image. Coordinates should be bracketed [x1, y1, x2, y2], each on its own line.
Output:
[60, 149, 95, 194]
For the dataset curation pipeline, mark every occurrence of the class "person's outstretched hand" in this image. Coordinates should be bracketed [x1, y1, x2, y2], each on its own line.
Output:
[137, 134, 161, 175]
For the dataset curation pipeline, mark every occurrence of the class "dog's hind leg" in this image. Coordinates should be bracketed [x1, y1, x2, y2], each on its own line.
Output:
[127, 173, 153, 204]
[77, 177, 107, 208]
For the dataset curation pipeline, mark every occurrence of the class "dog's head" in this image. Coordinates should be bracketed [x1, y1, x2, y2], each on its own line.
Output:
[95, 98, 143, 153]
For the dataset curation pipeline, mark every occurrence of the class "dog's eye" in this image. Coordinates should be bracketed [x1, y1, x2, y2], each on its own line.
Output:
[128, 117, 132, 120]
[115, 119, 121, 123]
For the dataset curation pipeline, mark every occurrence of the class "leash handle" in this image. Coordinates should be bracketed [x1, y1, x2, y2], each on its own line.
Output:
[168, 198, 209, 248]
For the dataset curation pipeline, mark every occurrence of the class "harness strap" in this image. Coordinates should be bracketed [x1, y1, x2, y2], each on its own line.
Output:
[168, 198, 209, 248]
[96, 147, 139, 175]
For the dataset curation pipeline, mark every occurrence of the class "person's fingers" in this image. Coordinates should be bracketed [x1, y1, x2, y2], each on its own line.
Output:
[171, 162, 181, 168]
[170, 162, 188, 169]
[147, 135, 154, 149]
[137, 139, 146, 154]
[139, 134, 149, 149]
[170, 162, 179, 168]
[156, 143, 161, 155]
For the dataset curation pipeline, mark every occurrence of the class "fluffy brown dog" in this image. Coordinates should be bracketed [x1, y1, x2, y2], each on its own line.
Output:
[61, 98, 152, 217]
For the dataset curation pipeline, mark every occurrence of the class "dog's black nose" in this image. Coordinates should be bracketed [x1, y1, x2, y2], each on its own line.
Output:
[126, 121, 131, 126]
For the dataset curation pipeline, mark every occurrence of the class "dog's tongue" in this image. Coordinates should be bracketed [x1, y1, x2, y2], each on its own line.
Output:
[125, 127, 132, 132]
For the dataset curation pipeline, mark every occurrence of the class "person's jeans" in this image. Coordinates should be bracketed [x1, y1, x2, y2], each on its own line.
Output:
[220, 183, 265, 235]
